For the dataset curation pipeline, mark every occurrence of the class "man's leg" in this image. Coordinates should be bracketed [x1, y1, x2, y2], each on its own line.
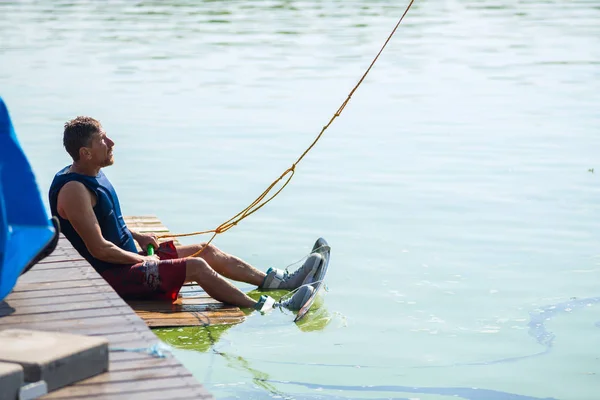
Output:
[171, 241, 322, 291]
[186, 257, 257, 308]
[176, 243, 265, 287]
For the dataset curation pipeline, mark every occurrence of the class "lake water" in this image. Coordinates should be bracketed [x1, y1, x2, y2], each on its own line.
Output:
[2, 0, 600, 399]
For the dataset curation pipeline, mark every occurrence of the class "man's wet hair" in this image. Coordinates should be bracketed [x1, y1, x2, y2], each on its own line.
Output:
[63, 116, 102, 161]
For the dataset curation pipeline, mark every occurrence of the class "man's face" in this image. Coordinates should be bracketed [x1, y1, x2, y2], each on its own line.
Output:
[88, 129, 115, 167]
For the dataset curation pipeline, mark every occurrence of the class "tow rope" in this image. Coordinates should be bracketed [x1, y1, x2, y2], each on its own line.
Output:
[160, 0, 416, 258]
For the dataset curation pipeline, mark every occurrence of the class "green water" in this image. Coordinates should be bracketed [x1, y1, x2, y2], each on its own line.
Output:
[2, 1, 600, 399]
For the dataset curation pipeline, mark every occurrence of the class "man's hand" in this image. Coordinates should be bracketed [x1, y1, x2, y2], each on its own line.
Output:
[142, 254, 160, 263]
[132, 232, 160, 255]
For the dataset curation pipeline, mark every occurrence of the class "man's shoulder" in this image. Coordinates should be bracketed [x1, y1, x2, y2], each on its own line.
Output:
[56, 181, 92, 202]
[56, 180, 95, 212]
[60, 180, 87, 191]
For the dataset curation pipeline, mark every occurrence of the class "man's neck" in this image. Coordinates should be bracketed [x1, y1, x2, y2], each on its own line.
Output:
[69, 162, 101, 177]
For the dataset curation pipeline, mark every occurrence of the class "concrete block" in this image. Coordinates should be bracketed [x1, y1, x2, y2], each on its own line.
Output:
[0, 329, 108, 392]
[0, 361, 23, 400]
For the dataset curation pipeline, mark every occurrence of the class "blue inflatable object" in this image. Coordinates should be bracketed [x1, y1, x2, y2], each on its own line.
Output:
[0, 96, 59, 301]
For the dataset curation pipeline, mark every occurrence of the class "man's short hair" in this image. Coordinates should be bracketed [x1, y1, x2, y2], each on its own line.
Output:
[63, 116, 102, 161]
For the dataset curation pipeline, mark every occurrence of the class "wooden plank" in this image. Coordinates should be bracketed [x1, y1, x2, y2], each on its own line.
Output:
[41, 374, 209, 399]
[18, 266, 99, 283]
[38, 255, 85, 264]
[106, 387, 212, 400]
[127, 299, 245, 327]
[33, 261, 89, 270]
[4, 292, 122, 307]
[78, 365, 193, 385]
[108, 351, 162, 363]
[33, 257, 86, 266]
[0, 305, 135, 324]
[44, 386, 211, 400]
[37, 256, 85, 264]
[6, 284, 115, 300]
[106, 349, 202, 364]
[108, 356, 182, 372]
[11, 278, 107, 292]
[98, 331, 160, 345]
[139, 314, 245, 328]
[179, 289, 223, 301]
[8, 323, 146, 339]
[124, 215, 181, 246]
[173, 295, 222, 305]
[36, 240, 81, 260]
[1, 314, 147, 333]
[0, 298, 130, 316]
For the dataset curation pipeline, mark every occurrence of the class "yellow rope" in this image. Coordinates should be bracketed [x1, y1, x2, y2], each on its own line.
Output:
[159, 0, 416, 258]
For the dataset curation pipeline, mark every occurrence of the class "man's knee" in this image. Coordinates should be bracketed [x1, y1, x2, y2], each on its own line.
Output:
[185, 258, 217, 281]
[197, 242, 224, 261]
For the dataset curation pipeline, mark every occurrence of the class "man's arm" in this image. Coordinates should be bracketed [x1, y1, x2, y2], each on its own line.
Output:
[57, 181, 156, 264]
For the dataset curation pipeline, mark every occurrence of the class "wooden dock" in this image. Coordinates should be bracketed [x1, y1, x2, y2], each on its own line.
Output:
[124, 216, 246, 328]
[0, 217, 217, 399]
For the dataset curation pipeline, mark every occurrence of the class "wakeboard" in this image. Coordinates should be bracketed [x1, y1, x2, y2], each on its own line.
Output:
[294, 237, 331, 322]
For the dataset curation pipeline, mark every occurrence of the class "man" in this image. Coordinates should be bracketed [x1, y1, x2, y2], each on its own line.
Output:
[49, 116, 321, 312]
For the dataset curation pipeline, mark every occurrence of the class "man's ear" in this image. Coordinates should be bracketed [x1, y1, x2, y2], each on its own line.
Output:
[79, 147, 92, 160]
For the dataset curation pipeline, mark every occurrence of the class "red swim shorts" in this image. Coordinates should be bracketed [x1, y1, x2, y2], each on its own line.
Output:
[101, 241, 187, 301]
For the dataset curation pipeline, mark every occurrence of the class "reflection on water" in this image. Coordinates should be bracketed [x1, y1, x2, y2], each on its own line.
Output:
[155, 290, 331, 350]
[158, 325, 288, 396]
[157, 324, 234, 353]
